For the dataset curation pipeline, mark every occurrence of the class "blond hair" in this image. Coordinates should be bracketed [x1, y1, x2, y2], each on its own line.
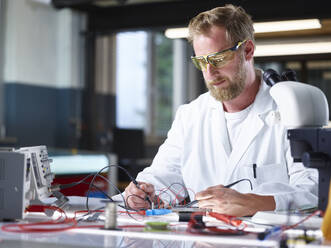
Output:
[188, 4, 254, 45]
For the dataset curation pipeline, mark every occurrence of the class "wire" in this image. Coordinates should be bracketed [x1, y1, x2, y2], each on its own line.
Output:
[284, 210, 321, 230]
[160, 182, 191, 207]
[125, 194, 149, 210]
[1, 205, 77, 233]
[82, 182, 114, 202]
[58, 174, 95, 190]
[84, 165, 147, 221]
[85, 165, 128, 213]
[258, 210, 322, 240]
[174, 178, 253, 208]
[186, 211, 247, 236]
[130, 179, 153, 207]
[1, 203, 146, 233]
[225, 178, 253, 190]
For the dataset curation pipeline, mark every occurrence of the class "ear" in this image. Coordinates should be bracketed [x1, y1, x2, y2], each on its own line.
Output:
[244, 40, 255, 61]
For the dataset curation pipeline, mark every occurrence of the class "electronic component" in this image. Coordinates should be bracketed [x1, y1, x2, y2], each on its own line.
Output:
[104, 202, 117, 229]
[0, 146, 54, 220]
[145, 222, 169, 231]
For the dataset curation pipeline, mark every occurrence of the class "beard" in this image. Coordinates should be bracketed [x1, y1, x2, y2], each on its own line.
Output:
[206, 55, 246, 102]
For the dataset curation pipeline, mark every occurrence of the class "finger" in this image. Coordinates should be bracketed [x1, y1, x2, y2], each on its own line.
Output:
[195, 189, 216, 200]
[127, 199, 148, 210]
[139, 183, 155, 194]
[198, 200, 216, 209]
[199, 197, 228, 207]
[129, 195, 146, 205]
[198, 200, 229, 214]
[205, 184, 225, 191]
[126, 194, 150, 209]
[196, 194, 213, 201]
[127, 183, 148, 197]
[197, 186, 229, 200]
[125, 186, 145, 203]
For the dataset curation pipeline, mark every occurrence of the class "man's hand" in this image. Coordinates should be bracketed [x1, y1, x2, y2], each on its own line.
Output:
[124, 181, 155, 210]
[195, 184, 275, 217]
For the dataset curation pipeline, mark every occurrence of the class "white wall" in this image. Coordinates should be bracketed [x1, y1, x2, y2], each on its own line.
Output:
[4, 0, 85, 88]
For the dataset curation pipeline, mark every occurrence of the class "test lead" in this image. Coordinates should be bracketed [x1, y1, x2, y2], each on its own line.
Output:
[176, 178, 253, 208]
[132, 179, 153, 207]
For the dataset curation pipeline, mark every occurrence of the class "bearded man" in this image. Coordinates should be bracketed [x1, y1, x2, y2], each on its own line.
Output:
[124, 4, 318, 217]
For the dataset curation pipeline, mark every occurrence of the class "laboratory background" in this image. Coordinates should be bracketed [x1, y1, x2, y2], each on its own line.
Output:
[0, 0, 331, 191]
[1, 1, 331, 247]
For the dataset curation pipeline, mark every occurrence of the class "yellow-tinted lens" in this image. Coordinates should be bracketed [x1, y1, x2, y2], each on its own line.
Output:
[208, 50, 235, 68]
[191, 57, 208, 70]
[191, 40, 246, 70]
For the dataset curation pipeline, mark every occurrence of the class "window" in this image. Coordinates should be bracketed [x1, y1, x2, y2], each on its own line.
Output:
[116, 31, 173, 138]
[116, 31, 147, 129]
[153, 33, 173, 136]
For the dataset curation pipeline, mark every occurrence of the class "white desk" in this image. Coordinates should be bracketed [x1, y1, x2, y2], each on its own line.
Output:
[0, 197, 329, 248]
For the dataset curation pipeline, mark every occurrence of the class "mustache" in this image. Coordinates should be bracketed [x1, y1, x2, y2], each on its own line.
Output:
[206, 77, 228, 85]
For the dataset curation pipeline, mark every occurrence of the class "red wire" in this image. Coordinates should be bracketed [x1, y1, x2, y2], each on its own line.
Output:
[118, 210, 145, 215]
[2, 205, 77, 233]
[282, 210, 321, 231]
[2, 204, 149, 233]
[173, 187, 196, 206]
[186, 211, 247, 235]
[73, 224, 146, 229]
[208, 212, 243, 227]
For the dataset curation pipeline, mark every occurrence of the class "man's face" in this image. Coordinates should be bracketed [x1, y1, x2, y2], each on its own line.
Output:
[192, 26, 247, 102]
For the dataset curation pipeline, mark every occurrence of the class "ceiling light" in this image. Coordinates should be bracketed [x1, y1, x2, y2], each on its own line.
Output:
[254, 38, 331, 57]
[164, 19, 321, 39]
[165, 27, 189, 39]
[29, 0, 51, 4]
[253, 19, 321, 33]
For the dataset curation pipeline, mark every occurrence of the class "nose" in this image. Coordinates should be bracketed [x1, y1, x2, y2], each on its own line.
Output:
[205, 63, 218, 77]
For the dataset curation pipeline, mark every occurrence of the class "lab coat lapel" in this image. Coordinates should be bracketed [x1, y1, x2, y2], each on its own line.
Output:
[225, 81, 271, 182]
[209, 95, 231, 159]
[227, 108, 264, 174]
[218, 103, 232, 158]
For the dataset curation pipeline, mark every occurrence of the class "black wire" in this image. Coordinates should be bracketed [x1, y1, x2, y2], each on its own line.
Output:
[56, 166, 130, 204]
[59, 174, 95, 190]
[85, 165, 128, 212]
[85, 171, 144, 223]
[85, 164, 147, 222]
[225, 178, 253, 190]
[174, 178, 253, 208]
[82, 182, 114, 202]
[96, 174, 144, 212]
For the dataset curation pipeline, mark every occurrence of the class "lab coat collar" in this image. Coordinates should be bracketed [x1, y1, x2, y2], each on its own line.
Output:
[227, 72, 271, 159]
[207, 69, 275, 183]
[249, 69, 274, 118]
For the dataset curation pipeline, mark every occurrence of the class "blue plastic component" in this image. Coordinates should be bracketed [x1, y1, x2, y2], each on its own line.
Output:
[145, 209, 172, 216]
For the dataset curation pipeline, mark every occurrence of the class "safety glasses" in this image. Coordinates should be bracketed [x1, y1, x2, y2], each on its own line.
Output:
[191, 39, 247, 71]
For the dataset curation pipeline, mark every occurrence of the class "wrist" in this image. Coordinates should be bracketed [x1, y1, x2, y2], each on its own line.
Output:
[245, 194, 276, 215]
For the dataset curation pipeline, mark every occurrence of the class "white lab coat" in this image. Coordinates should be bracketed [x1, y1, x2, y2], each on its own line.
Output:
[136, 76, 318, 211]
